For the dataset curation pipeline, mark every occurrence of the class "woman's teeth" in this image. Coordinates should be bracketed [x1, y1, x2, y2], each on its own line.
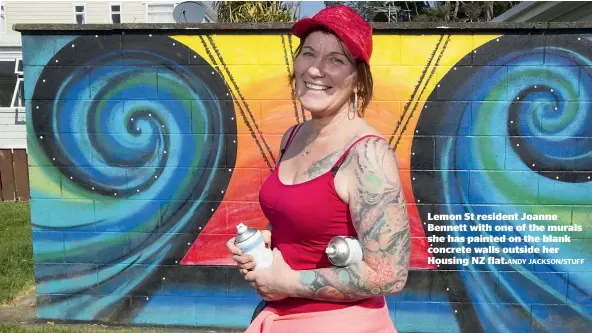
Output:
[305, 82, 330, 91]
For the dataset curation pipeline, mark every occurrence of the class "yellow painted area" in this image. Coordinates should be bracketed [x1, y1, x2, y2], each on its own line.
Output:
[209, 34, 294, 65]
[371, 35, 401, 66]
[166, 33, 505, 172]
[28, 166, 61, 199]
[173, 34, 293, 104]
[399, 34, 444, 66]
[438, 34, 474, 66]
[169, 33, 501, 132]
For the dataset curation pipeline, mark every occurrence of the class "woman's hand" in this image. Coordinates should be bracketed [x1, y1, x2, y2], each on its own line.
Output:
[244, 248, 297, 301]
[226, 230, 272, 276]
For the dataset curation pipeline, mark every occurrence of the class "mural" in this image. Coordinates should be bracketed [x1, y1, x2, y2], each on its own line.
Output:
[22, 29, 591, 332]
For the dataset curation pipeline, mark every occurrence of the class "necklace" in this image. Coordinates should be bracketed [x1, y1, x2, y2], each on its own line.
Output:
[301, 137, 315, 156]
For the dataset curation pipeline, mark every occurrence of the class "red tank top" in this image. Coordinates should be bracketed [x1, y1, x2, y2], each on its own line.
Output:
[258, 123, 385, 314]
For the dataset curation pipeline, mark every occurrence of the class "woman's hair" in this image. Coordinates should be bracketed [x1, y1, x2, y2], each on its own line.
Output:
[288, 28, 374, 117]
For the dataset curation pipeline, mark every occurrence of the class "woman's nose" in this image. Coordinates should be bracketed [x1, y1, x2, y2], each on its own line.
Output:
[307, 59, 325, 77]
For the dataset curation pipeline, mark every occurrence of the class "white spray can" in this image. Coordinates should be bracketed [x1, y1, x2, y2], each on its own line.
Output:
[325, 236, 363, 267]
[234, 223, 273, 269]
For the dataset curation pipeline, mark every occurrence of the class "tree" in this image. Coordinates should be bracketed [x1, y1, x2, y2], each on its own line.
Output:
[324, 1, 389, 21]
[213, 1, 299, 23]
[324, 1, 520, 23]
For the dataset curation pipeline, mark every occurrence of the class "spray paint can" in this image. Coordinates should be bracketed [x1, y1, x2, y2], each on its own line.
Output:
[325, 236, 363, 267]
[234, 223, 273, 269]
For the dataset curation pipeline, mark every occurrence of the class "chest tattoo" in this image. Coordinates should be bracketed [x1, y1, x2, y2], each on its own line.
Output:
[301, 148, 345, 180]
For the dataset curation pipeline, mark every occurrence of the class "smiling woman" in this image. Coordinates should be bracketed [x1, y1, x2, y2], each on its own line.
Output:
[288, 27, 373, 118]
[225, 5, 410, 333]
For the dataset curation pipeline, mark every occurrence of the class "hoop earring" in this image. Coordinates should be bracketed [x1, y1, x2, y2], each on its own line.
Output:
[354, 93, 358, 113]
[347, 94, 356, 120]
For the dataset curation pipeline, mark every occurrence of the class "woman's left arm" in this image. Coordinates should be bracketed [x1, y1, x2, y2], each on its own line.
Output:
[291, 137, 411, 301]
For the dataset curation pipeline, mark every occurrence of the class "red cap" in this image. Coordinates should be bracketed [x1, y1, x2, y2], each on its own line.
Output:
[291, 5, 373, 65]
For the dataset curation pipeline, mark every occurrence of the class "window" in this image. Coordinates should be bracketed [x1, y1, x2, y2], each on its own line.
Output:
[1, 5, 6, 33]
[0, 59, 23, 108]
[75, 4, 86, 24]
[110, 4, 121, 24]
[14, 59, 23, 108]
[146, 4, 175, 23]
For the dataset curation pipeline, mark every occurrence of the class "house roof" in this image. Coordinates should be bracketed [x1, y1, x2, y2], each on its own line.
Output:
[493, 1, 592, 22]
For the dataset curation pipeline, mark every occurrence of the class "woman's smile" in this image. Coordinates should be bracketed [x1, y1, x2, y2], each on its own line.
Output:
[304, 82, 332, 91]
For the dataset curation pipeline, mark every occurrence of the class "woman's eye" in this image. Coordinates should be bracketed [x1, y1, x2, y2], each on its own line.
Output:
[329, 57, 344, 64]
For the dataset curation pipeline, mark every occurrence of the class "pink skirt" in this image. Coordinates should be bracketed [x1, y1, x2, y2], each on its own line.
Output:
[245, 298, 398, 333]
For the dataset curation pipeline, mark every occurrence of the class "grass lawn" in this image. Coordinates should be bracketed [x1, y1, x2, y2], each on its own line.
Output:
[0, 202, 34, 304]
[0, 323, 144, 333]
[0, 323, 240, 333]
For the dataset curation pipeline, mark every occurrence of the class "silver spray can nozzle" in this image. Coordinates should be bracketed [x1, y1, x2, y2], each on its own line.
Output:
[325, 236, 363, 267]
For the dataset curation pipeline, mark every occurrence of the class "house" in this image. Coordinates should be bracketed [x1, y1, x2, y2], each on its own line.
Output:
[493, 1, 592, 22]
[0, 1, 215, 149]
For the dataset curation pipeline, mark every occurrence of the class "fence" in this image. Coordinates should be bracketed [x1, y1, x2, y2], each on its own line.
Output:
[0, 148, 29, 201]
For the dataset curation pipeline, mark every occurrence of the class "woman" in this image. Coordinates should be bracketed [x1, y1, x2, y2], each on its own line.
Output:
[226, 5, 411, 333]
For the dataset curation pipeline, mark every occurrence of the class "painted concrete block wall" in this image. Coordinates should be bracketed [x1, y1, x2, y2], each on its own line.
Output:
[19, 25, 591, 332]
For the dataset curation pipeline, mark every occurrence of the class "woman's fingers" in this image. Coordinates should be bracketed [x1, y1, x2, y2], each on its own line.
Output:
[236, 259, 256, 272]
[233, 254, 256, 272]
[261, 230, 272, 247]
[233, 254, 254, 264]
[226, 237, 243, 256]
[228, 230, 268, 278]
[241, 261, 256, 271]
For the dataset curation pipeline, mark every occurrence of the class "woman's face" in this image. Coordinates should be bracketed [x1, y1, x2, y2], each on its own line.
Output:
[293, 31, 357, 116]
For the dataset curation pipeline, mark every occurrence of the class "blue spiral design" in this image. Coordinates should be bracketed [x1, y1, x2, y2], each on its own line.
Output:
[413, 35, 592, 333]
[30, 35, 235, 319]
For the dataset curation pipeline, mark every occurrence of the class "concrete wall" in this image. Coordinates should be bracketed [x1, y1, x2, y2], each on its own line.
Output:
[17, 23, 592, 332]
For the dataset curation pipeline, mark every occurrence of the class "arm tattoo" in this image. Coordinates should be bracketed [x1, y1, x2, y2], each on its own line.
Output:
[294, 137, 411, 302]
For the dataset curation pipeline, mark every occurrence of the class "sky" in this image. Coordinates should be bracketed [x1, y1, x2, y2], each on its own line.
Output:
[299, 1, 326, 18]
[202, 1, 440, 19]
[202, 1, 326, 19]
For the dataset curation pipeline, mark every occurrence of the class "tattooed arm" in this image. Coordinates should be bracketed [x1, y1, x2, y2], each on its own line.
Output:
[292, 137, 411, 301]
